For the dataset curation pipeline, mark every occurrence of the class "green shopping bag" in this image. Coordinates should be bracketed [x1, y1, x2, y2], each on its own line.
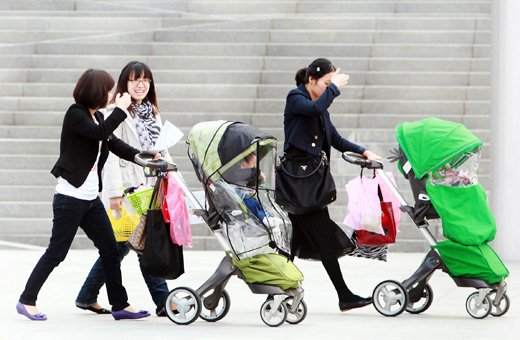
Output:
[433, 240, 509, 284]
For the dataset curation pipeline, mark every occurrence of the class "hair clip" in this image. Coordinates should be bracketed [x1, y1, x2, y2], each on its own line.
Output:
[317, 67, 320, 72]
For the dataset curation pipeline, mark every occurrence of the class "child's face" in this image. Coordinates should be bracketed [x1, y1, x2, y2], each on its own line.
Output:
[241, 154, 257, 169]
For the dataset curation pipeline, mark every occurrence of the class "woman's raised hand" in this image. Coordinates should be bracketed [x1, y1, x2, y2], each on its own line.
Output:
[331, 68, 349, 88]
[115, 92, 132, 110]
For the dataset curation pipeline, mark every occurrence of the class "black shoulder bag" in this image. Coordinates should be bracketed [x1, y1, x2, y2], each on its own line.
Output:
[141, 178, 184, 280]
[275, 151, 336, 215]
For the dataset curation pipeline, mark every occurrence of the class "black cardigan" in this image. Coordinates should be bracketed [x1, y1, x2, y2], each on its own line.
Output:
[51, 103, 140, 192]
[283, 83, 365, 158]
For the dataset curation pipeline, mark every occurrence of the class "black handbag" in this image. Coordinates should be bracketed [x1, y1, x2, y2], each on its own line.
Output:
[275, 151, 336, 215]
[140, 179, 184, 280]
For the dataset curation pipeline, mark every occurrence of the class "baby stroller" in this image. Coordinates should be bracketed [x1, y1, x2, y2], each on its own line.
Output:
[343, 117, 509, 319]
[156, 121, 305, 327]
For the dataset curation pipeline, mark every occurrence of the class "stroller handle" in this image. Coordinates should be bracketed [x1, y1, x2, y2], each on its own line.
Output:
[342, 152, 383, 170]
[134, 152, 178, 172]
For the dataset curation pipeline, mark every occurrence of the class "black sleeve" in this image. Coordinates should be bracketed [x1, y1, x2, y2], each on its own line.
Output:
[330, 121, 366, 155]
[65, 106, 128, 141]
[286, 84, 340, 117]
[107, 134, 140, 163]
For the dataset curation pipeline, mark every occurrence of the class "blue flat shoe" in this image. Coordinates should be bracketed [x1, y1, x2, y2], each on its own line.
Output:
[16, 302, 47, 321]
[112, 309, 150, 320]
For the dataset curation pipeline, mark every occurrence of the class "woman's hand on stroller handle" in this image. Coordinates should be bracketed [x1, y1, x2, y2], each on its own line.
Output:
[134, 152, 178, 172]
[342, 152, 383, 170]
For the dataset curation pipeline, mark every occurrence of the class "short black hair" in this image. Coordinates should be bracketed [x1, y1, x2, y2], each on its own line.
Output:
[73, 69, 115, 110]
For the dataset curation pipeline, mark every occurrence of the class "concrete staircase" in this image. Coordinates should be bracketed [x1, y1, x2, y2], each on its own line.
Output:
[0, 0, 492, 252]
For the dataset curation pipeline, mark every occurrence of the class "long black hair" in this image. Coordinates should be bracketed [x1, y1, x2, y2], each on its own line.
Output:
[113, 61, 159, 117]
[294, 58, 336, 86]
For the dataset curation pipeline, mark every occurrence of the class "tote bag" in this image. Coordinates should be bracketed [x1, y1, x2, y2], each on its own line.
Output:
[141, 190, 184, 280]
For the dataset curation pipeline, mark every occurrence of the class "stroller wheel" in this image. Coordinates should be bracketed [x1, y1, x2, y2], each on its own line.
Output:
[406, 283, 433, 314]
[199, 289, 231, 322]
[283, 297, 307, 324]
[372, 280, 408, 317]
[260, 297, 288, 327]
[466, 292, 491, 319]
[165, 286, 202, 325]
[488, 290, 510, 317]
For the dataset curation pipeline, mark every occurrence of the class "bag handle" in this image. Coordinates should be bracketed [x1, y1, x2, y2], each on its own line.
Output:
[107, 206, 128, 220]
[149, 178, 163, 210]
[279, 152, 326, 179]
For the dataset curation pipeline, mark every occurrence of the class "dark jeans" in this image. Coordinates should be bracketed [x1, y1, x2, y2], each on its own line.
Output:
[76, 242, 169, 313]
[19, 194, 129, 311]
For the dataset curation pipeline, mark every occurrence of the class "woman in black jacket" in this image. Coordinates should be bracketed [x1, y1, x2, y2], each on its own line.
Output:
[16, 69, 150, 321]
[283, 58, 381, 312]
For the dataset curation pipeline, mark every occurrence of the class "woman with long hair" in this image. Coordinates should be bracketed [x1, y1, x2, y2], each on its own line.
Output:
[75, 61, 171, 317]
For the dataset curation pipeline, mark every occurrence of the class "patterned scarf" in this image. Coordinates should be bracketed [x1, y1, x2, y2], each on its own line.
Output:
[131, 100, 161, 153]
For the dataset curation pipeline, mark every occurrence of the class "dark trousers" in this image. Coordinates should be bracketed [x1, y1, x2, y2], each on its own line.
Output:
[19, 194, 129, 311]
[76, 242, 169, 314]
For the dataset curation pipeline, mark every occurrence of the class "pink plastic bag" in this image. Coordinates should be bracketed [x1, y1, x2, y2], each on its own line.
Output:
[163, 173, 192, 248]
[344, 176, 383, 234]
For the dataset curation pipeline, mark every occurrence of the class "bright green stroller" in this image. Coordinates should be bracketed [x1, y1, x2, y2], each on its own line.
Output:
[344, 117, 509, 319]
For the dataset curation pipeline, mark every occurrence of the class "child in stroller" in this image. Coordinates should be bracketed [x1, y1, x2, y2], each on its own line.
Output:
[152, 121, 306, 327]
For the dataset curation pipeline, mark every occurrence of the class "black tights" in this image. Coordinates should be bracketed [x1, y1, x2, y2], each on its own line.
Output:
[321, 252, 355, 302]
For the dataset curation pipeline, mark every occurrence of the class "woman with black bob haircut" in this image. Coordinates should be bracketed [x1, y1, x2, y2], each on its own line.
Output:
[283, 58, 381, 312]
[75, 61, 172, 317]
[16, 69, 151, 321]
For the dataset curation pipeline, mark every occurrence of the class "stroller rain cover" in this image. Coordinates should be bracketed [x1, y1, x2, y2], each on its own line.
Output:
[187, 121, 303, 287]
[396, 117, 508, 284]
[187, 120, 304, 286]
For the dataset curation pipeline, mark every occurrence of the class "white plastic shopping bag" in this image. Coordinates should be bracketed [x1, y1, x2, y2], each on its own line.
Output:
[343, 176, 383, 234]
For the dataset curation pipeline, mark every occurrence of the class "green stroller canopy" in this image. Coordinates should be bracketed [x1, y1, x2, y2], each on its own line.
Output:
[188, 120, 276, 181]
[395, 117, 482, 179]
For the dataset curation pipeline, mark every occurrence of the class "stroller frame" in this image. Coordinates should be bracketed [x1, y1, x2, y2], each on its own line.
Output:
[343, 152, 509, 319]
[136, 153, 305, 327]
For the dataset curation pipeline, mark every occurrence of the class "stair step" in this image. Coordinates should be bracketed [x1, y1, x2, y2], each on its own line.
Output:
[271, 17, 490, 30]
[0, 169, 203, 189]
[0, 56, 490, 72]
[154, 29, 490, 44]
[0, 97, 490, 114]
[0, 154, 56, 170]
[30, 41, 490, 58]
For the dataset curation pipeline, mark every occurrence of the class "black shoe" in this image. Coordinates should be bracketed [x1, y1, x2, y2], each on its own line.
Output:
[339, 296, 372, 312]
[77, 305, 111, 314]
[156, 307, 167, 317]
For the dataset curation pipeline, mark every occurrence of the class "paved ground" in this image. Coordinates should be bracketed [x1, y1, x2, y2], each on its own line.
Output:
[1, 247, 518, 340]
